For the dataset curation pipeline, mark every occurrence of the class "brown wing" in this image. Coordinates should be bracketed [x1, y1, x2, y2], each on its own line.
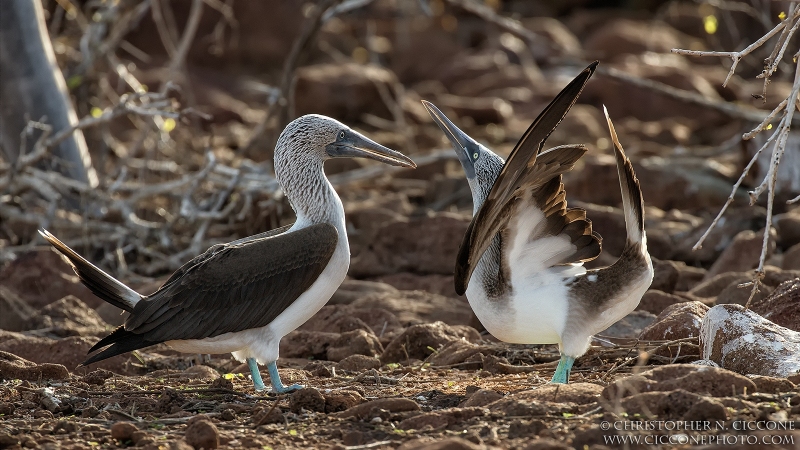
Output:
[455, 62, 599, 295]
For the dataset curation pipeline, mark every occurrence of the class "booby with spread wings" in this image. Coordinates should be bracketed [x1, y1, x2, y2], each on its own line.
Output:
[40, 115, 416, 392]
[422, 62, 653, 383]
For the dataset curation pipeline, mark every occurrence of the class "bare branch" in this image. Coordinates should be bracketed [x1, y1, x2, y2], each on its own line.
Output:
[169, 0, 205, 73]
[672, 10, 794, 87]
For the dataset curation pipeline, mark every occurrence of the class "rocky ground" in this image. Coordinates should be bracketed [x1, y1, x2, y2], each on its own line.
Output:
[3, 1, 800, 449]
[2, 250, 800, 449]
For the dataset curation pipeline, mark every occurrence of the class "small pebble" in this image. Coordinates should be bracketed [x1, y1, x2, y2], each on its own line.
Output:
[220, 409, 235, 421]
[370, 417, 383, 424]
[110, 422, 138, 441]
[185, 419, 219, 449]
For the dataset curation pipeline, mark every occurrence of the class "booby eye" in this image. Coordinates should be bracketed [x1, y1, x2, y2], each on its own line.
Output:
[473, 152, 479, 160]
[339, 131, 345, 139]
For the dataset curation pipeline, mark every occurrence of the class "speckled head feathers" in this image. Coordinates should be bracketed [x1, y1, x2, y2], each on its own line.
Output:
[275, 114, 345, 164]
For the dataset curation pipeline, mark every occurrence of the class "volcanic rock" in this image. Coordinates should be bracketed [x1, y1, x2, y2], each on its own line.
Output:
[600, 310, 656, 338]
[111, 422, 138, 441]
[0, 332, 135, 374]
[83, 368, 114, 385]
[397, 407, 486, 430]
[336, 398, 420, 419]
[776, 212, 800, 248]
[336, 354, 381, 372]
[706, 229, 776, 278]
[716, 279, 772, 306]
[300, 304, 402, 337]
[636, 290, 687, 315]
[674, 263, 707, 292]
[689, 272, 749, 298]
[602, 364, 755, 401]
[522, 17, 582, 61]
[184, 418, 219, 449]
[701, 304, 800, 377]
[650, 259, 680, 293]
[381, 322, 476, 364]
[373, 272, 459, 299]
[584, 19, 686, 58]
[181, 365, 219, 381]
[280, 330, 338, 360]
[0, 286, 36, 332]
[751, 278, 800, 331]
[616, 388, 728, 421]
[397, 437, 484, 450]
[0, 249, 99, 309]
[327, 329, 383, 362]
[568, 155, 736, 214]
[639, 301, 707, 355]
[460, 389, 503, 407]
[784, 243, 800, 270]
[27, 295, 109, 337]
[324, 390, 365, 413]
[251, 406, 283, 425]
[429, 340, 490, 368]
[433, 94, 513, 125]
[289, 388, 326, 413]
[0, 351, 69, 381]
[748, 375, 797, 394]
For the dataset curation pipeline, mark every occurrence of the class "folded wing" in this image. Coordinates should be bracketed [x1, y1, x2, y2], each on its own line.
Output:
[85, 223, 338, 364]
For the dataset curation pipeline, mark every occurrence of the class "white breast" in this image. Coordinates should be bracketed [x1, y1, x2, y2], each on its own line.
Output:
[466, 255, 584, 346]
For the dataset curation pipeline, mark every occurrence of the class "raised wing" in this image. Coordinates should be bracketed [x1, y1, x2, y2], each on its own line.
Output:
[502, 146, 602, 280]
[85, 223, 337, 363]
[455, 62, 599, 295]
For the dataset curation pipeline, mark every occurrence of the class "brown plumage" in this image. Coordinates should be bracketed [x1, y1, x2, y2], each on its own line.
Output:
[454, 62, 600, 295]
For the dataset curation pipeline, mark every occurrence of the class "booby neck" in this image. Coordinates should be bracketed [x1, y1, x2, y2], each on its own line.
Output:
[275, 154, 343, 227]
[273, 117, 345, 228]
[466, 148, 504, 216]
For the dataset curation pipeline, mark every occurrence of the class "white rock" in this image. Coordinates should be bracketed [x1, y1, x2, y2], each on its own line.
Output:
[690, 359, 719, 367]
[701, 304, 800, 377]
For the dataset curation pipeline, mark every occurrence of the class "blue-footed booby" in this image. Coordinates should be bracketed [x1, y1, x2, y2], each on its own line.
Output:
[422, 62, 653, 384]
[39, 115, 416, 392]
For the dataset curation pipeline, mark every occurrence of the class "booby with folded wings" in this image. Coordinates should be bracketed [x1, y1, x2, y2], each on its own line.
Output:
[40, 114, 416, 392]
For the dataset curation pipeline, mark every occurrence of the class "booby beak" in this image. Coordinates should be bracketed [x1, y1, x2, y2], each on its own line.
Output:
[421, 100, 478, 179]
[326, 130, 416, 168]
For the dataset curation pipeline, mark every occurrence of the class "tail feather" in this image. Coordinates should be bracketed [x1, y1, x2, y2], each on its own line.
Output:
[602, 106, 645, 246]
[38, 229, 141, 312]
[82, 327, 150, 366]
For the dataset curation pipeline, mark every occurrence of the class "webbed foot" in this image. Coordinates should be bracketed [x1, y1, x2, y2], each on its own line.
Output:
[266, 361, 304, 394]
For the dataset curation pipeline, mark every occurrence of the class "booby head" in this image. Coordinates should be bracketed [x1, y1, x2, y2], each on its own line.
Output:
[274, 114, 415, 222]
[421, 101, 503, 213]
[275, 114, 416, 170]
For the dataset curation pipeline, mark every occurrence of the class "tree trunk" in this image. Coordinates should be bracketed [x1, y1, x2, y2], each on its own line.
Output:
[0, 0, 98, 188]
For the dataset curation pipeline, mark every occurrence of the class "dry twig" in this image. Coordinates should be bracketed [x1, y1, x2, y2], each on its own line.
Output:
[673, 3, 800, 307]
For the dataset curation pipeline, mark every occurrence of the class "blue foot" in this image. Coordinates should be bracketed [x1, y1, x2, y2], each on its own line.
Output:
[550, 354, 575, 384]
[266, 361, 304, 394]
[247, 357, 267, 391]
